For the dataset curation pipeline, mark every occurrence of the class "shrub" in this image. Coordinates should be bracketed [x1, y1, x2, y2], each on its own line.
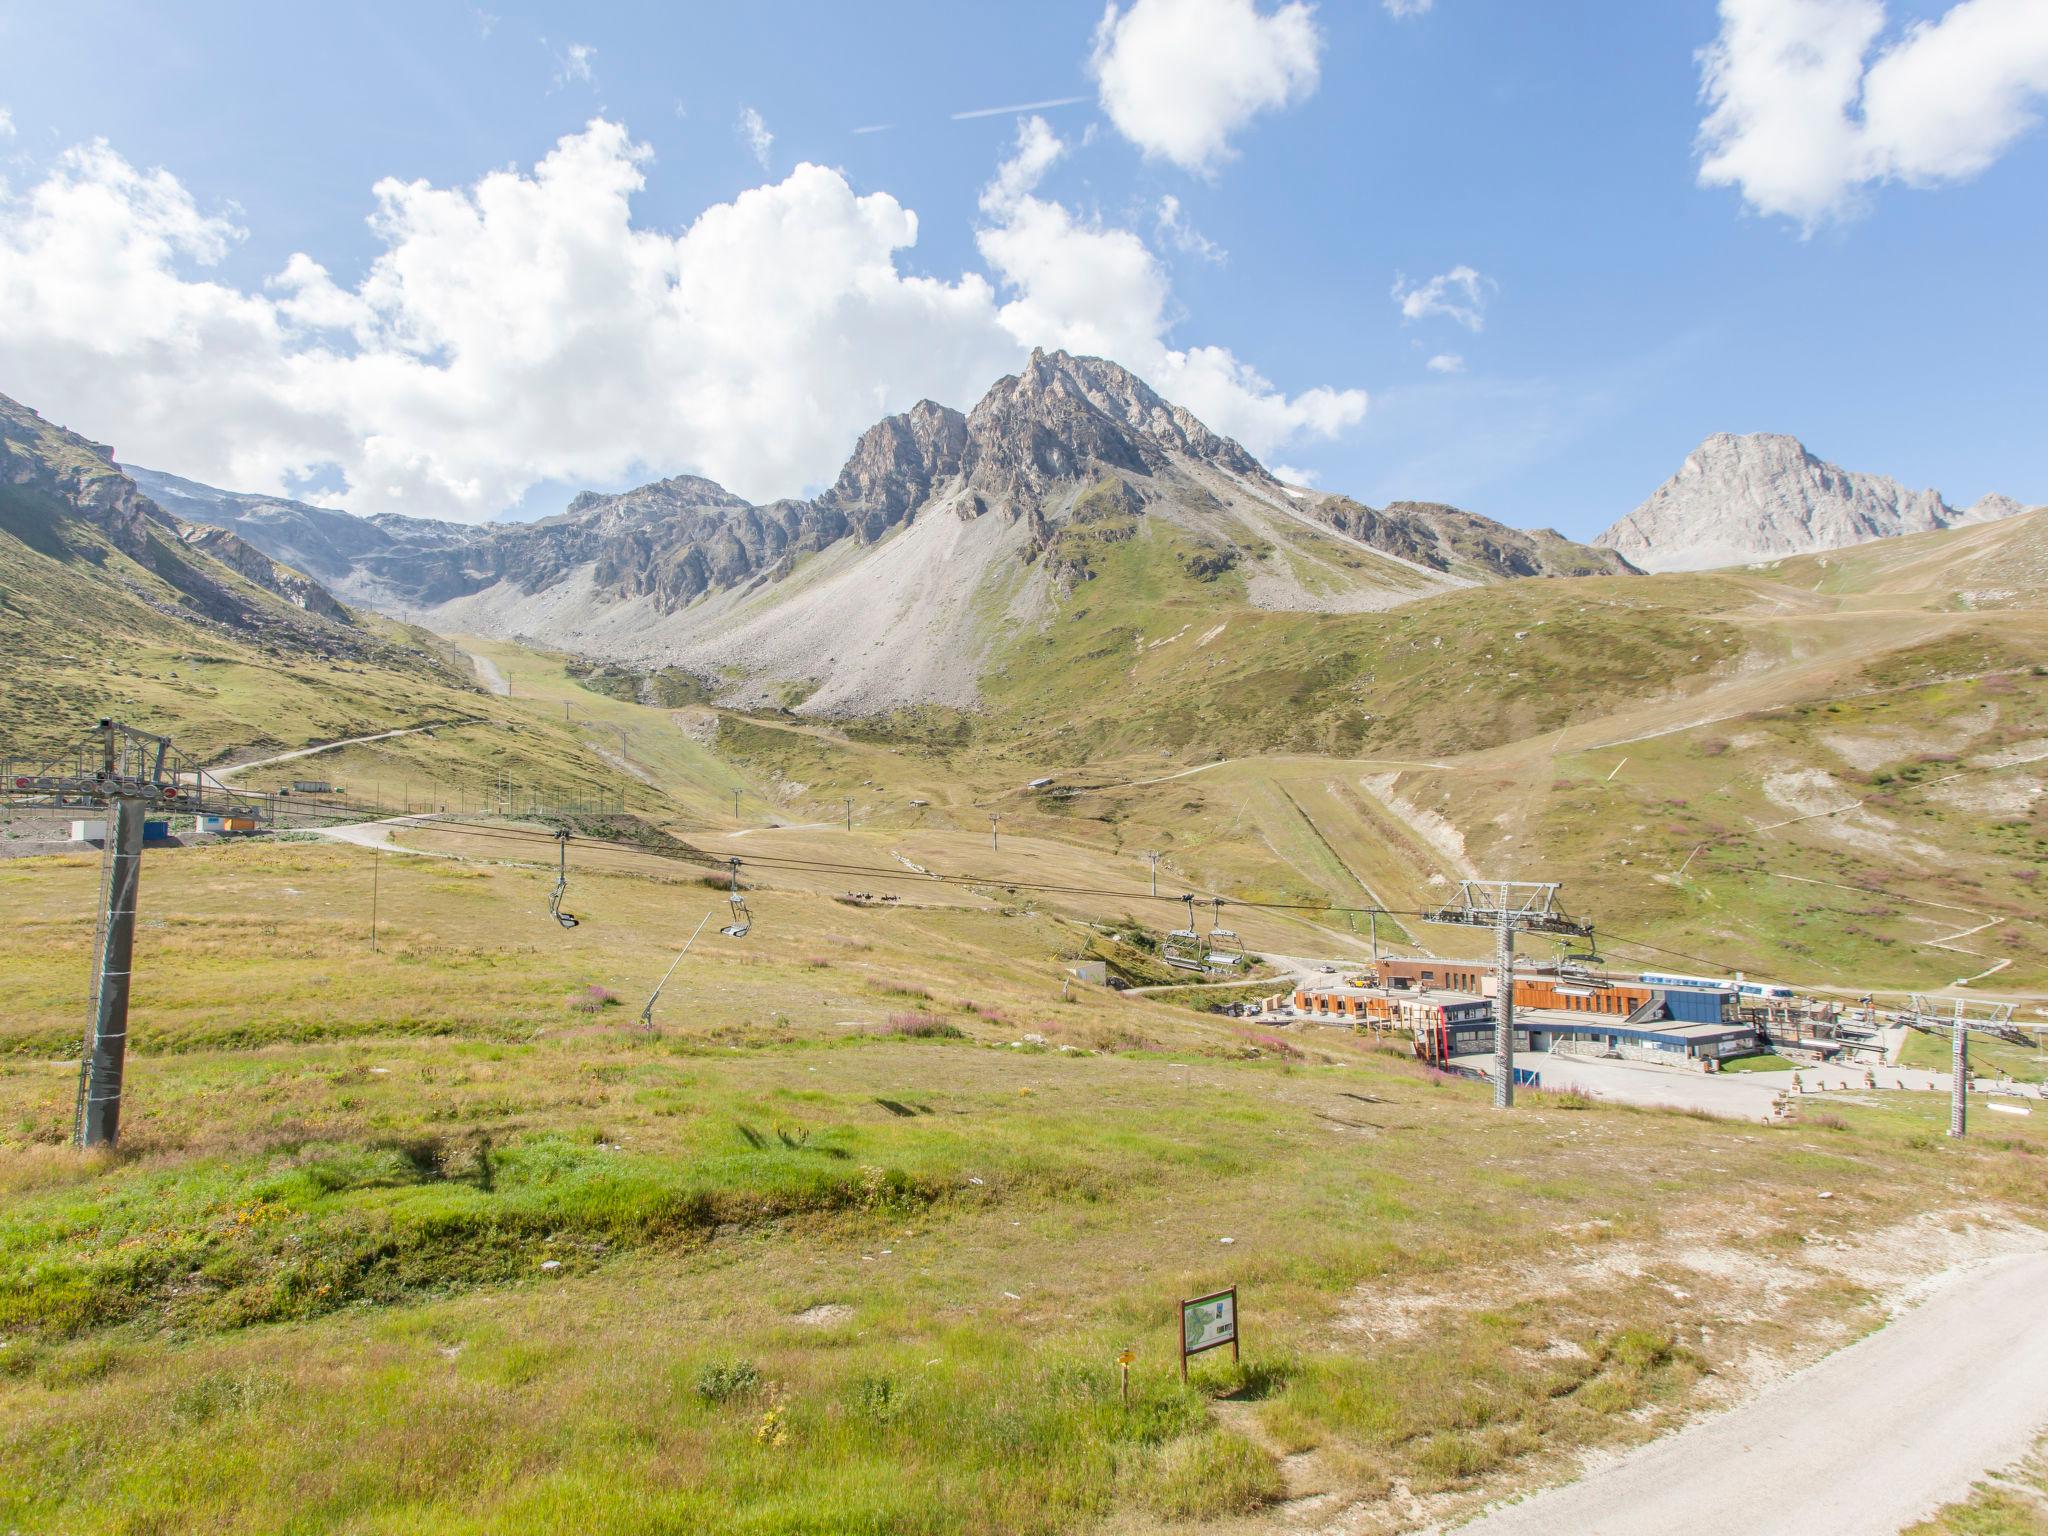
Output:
[695, 1360, 762, 1404]
[849, 1374, 901, 1424]
[567, 985, 617, 1014]
[887, 1012, 962, 1039]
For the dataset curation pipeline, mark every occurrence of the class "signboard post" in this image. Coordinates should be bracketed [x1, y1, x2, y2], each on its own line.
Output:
[1179, 1286, 1239, 1382]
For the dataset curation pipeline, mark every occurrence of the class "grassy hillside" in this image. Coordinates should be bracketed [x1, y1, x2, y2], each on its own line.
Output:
[1, 829, 2042, 1533]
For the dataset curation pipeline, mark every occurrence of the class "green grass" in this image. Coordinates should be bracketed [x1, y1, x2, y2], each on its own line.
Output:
[2, 834, 2046, 1533]
[1719, 1053, 1799, 1074]
[1903, 1436, 2048, 1535]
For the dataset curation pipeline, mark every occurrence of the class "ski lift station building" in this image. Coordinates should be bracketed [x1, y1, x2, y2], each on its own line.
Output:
[1293, 957, 1757, 1063]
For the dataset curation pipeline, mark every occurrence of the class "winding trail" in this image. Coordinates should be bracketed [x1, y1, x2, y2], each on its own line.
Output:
[1441, 1249, 2048, 1536]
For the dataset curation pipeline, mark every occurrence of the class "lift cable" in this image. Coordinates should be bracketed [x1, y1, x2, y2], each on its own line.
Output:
[414, 815, 1447, 918]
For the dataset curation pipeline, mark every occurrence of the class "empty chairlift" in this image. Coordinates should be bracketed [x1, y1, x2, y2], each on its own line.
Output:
[1205, 898, 1245, 969]
[1161, 894, 1209, 971]
[547, 830, 580, 929]
[720, 856, 752, 938]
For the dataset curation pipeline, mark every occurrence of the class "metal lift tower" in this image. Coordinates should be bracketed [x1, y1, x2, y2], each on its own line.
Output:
[1425, 880, 1595, 1108]
[1909, 994, 2018, 1139]
[3, 719, 272, 1147]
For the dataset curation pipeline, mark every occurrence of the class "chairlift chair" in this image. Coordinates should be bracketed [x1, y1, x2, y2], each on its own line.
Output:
[1161, 893, 1208, 971]
[547, 829, 580, 928]
[720, 856, 752, 938]
[1205, 897, 1245, 969]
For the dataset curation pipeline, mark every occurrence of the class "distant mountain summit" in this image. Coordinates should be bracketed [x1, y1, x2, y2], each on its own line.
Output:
[1595, 432, 2037, 572]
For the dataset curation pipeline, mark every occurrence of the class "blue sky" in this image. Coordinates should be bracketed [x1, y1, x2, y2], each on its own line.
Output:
[1, 0, 2043, 538]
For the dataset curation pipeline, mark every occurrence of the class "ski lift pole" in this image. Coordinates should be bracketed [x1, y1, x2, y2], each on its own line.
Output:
[1952, 997, 1967, 1140]
[639, 912, 714, 1032]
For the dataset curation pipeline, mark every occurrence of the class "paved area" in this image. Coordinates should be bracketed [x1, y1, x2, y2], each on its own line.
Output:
[1443, 1249, 2048, 1535]
[1442, 1052, 2042, 1123]
[1449, 1052, 1788, 1121]
[1744, 1062, 2044, 1101]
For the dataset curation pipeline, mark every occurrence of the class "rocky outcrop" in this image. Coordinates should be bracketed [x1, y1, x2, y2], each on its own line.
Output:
[1308, 496, 1636, 580]
[816, 399, 970, 537]
[174, 523, 351, 620]
[961, 348, 1259, 515]
[1, 389, 379, 652]
[1595, 433, 2037, 572]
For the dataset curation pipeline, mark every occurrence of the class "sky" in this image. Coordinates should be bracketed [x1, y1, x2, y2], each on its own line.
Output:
[0, 0, 2043, 540]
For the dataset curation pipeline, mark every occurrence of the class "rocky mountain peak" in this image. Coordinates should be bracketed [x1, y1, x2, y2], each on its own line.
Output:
[816, 399, 970, 537]
[961, 348, 1259, 513]
[1594, 431, 2029, 572]
[559, 474, 748, 527]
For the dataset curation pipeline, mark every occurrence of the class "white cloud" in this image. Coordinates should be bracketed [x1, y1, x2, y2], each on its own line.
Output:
[470, 8, 499, 39]
[0, 117, 1365, 521]
[976, 116, 1363, 457]
[1269, 463, 1318, 484]
[1383, 0, 1434, 14]
[1392, 265, 1495, 330]
[552, 41, 596, 90]
[1088, 0, 1322, 175]
[979, 115, 1068, 215]
[1155, 194, 1225, 262]
[1425, 352, 1464, 374]
[0, 108, 14, 139]
[1697, 0, 2048, 228]
[737, 106, 774, 169]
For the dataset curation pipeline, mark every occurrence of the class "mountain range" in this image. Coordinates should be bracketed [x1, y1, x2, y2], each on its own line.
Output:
[1595, 431, 2038, 572]
[124, 350, 1630, 717]
[12, 353, 2043, 735]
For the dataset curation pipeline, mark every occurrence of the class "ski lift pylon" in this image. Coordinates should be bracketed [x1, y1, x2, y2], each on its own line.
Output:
[547, 829, 580, 928]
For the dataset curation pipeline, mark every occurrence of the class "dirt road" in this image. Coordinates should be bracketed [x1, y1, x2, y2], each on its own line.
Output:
[202, 724, 453, 785]
[1443, 1248, 2048, 1536]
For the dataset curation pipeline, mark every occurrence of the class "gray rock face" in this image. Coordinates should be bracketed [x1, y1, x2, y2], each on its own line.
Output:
[1, 391, 375, 652]
[1596, 432, 2035, 572]
[1309, 497, 1636, 581]
[173, 523, 351, 620]
[132, 349, 1278, 620]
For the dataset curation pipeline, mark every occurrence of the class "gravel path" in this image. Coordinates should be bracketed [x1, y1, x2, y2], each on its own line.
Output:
[1443, 1249, 2048, 1536]
[469, 652, 511, 696]
[202, 725, 449, 785]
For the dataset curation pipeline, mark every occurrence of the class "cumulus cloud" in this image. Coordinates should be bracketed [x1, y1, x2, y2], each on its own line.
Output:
[1697, 0, 2048, 228]
[737, 106, 774, 169]
[1155, 194, 1226, 262]
[0, 117, 1365, 521]
[1088, 0, 1322, 174]
[1392, 265, 1495, 330]
[977, 117, 1364, 455]
[1269, 463, 1318, 484]
[1425, 352, 1464, 374]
